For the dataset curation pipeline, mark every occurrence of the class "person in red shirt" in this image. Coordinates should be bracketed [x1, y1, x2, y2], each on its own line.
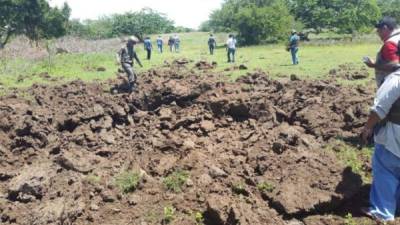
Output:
[364, 17, 400, 87]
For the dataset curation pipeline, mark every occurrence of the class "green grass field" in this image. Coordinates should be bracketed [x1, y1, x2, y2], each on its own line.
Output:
[0, 32, 381, 90]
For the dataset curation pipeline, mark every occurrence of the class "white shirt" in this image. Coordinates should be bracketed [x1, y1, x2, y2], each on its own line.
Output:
[226, 37, 236, 49]
[372, 72, 400, 157]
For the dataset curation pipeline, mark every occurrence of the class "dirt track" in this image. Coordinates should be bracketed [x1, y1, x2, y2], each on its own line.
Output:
[0, 62, 380, 225]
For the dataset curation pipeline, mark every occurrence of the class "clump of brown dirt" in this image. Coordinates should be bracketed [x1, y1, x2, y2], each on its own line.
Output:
[329, 64, 369, 80]
[0, 64, 379, 225]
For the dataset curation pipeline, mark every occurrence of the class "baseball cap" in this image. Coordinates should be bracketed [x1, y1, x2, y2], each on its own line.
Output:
[375, 17, 398, 30]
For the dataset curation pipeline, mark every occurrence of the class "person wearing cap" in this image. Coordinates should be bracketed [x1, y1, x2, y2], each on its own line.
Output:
[226, 34, 236, 63]
[143, 37, 153, 60]
[364, 16, 400, 87]
[360, 16, 400, 222]
[288, 30, 300, 65]
[116, 36, 143, 92]
[208, 34, 217, 55]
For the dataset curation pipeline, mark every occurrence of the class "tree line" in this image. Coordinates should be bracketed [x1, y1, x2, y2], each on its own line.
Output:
[200, 0, 399, 45]
[1, 0, 399, 48]
[0, 1, 191, 48]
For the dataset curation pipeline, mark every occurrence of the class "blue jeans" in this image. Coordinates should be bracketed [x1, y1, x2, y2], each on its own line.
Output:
[157, 44, 163, 53]
[227, 48, 235, 62]
[369, 143, 400, 221]
[290, 47, 299, 64]
[175, 43, 180, 52]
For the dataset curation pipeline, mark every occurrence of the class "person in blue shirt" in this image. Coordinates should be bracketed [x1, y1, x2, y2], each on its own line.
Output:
[143, 37, 152, 60]
[156, 36, 163, 53]
[174, 34, 180, 53]
[288, 30, 300, 65]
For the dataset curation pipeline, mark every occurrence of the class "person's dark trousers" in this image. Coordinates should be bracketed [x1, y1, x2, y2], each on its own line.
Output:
[227, 48, 235, 62]
[146, 49, 151, 60]
[122, 62, 136, 92]
[158, 44, 163, 53]
[169, 45, 173, 52]
[209, 45, 215, 55]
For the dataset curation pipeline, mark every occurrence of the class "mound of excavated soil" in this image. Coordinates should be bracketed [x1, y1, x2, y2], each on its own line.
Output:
[0, 64, 377, 225]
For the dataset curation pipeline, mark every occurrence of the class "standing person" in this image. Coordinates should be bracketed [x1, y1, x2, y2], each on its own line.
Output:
[143, 37, 152, 60]
[364, 16, 400, 87]
[156, 36, 163, 53]
[226, 34, 236, 63]
[288, 30, 300, 65]
[359, 17, 400, 223]
[116, 36, 143, 92]
[168, 36, 175, 52]
[174, 34, 180, 52]
[360, 70, 400, 223]
[208, 34, 217, 55]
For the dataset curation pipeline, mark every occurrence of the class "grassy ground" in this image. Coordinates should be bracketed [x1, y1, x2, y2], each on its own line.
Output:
[0, 32, 381, 90]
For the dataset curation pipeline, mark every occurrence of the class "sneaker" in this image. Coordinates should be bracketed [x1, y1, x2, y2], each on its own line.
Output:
[361, 207, 391, 224]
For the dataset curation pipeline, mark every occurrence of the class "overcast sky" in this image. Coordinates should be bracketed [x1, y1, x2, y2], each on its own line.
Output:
[48, 0, 224, 29]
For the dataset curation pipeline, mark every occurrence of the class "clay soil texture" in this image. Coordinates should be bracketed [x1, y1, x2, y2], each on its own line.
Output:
[0, 61, 383, 225]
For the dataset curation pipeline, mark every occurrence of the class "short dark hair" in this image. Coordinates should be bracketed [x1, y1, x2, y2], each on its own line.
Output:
[229, 34, 233, 38]
[375, 16, 398, 30]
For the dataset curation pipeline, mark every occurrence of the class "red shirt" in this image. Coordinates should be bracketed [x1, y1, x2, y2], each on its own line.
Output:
[381, 41, 400, 62]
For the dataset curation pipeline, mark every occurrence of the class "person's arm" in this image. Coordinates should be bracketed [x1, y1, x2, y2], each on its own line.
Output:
[365, 42, 400, 71]
[116, 49, 122, 64]
[361, 75, 400, 143]
[133, 52, 143, 67]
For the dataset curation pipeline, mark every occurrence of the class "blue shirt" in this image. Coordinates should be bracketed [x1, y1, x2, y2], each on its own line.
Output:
[157, 38, 163, 46]
[289, 34, 299, 49]
[144, 39, 152, 50]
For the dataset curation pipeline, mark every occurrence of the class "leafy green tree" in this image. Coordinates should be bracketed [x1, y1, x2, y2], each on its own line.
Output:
[209, 0, 294, 44]
[378, 0, 400, 23]
[0, 0, 70, 47]
[289, 0, 380, 34]
[199, 20, 212, 32]
[112, 8, 175, 40]
[0, 0, 21, 48]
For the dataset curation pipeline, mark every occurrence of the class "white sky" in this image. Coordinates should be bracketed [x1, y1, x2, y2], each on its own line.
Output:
[48, 0, 224, 29]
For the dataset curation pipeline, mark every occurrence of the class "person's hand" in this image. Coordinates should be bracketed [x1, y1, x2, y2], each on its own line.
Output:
[363, 56, 375, 68]
[360, 126, 373, 145]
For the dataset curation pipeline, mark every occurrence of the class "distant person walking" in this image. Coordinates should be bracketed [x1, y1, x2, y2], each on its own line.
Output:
[144, 37, 152, 60]
[174, 34, 180, 52]
[288, 30, 300, 65]
[156, 36, 163, 53]
[226, 34, 236, 63]
[116, 36, 143, 92]
[168, 36, 175, 52]
[208, 34, 216, 55]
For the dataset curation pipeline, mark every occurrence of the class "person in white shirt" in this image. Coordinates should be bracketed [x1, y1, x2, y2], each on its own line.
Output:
[361, 72, 400, 222]
[226, 34, 236, 63]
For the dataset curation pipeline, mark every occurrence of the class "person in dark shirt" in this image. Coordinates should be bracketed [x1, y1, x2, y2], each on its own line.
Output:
[208, 34, 216, 55]
[116, 36, 143, 92]
[168, 36, 175, 52]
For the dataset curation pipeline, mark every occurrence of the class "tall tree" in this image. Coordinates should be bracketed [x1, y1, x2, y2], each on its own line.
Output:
[289, 0, 380, 34]
[0, 0, 71, 47]
[378, 0, 400, 23]
[209, 0, 294, 44]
